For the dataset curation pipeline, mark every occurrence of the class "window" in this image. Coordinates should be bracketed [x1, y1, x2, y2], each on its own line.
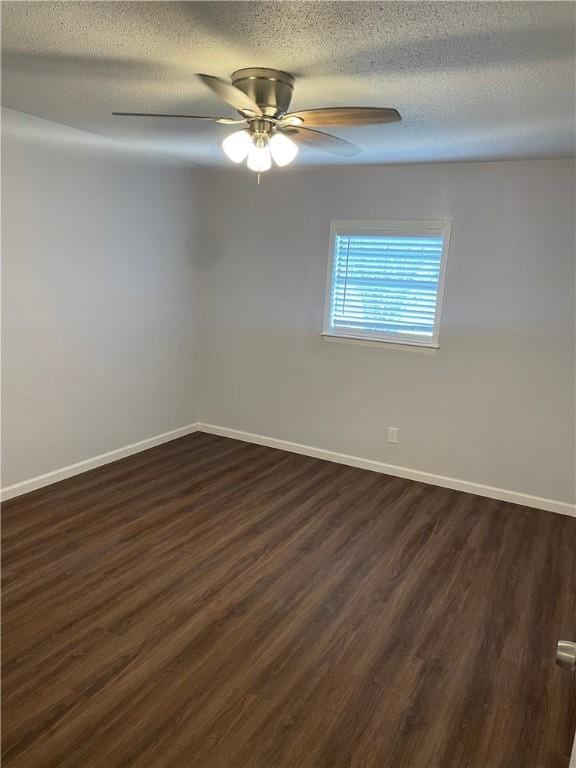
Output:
[323, 220, 451, 348]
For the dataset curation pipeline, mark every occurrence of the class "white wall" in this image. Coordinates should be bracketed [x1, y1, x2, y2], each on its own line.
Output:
[3, 111, 574, 508]
[196, 160, 575, 505]
[2, 109, 200, 487]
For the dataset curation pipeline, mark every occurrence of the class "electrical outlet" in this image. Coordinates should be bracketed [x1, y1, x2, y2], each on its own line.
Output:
[387, 427, 399, 444]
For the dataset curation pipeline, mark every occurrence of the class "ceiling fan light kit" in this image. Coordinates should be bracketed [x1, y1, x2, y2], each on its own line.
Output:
[223, 122, 299, 170]
[113, 67, 401, 174]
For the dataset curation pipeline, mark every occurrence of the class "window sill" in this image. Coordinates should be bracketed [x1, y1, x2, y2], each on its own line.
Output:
[321, 333, 439, 353]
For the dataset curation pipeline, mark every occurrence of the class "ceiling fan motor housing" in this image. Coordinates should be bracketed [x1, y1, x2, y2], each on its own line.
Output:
[231, 68, 295, 118]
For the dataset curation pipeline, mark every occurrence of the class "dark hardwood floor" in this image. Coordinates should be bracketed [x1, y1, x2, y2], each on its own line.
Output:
[2, 432, 575, 767]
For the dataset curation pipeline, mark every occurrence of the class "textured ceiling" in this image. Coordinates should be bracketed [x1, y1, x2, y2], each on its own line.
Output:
[2, 1, 575, 167]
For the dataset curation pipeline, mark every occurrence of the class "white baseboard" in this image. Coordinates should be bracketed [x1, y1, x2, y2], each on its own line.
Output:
[3, 420, 575, 518]
[196, 423, 576, 518]
[0, 423, 199, 502]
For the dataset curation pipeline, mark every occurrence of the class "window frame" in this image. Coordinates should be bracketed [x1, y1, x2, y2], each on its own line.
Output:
[322, 219, 452, 349]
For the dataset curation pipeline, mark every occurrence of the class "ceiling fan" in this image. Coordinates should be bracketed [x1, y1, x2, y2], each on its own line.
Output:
[113, 68, 401, 172]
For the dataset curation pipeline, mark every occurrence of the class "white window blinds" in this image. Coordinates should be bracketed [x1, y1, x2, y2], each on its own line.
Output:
[324, 222, 450, 346]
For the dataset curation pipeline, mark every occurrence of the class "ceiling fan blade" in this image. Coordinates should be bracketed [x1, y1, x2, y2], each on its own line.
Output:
[196, 74, 263, 117]
[280, 107, 401, 128]
[112, 112, 245, 125]
[281, 126, 360, 157]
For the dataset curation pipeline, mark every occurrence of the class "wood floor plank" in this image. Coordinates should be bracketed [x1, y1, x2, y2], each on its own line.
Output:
[2, 432, 575, 767]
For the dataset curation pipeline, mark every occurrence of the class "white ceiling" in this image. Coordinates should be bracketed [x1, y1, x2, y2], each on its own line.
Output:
[2, 1, 575, 167]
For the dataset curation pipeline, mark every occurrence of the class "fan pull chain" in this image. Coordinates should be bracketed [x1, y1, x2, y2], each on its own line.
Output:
[257, 173, 261, 185]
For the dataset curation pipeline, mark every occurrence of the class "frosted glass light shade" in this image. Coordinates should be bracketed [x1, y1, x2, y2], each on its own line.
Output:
[269, 133, 299, 166]
[222, 131, 253, 163]
[247, 143, 272, 172]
